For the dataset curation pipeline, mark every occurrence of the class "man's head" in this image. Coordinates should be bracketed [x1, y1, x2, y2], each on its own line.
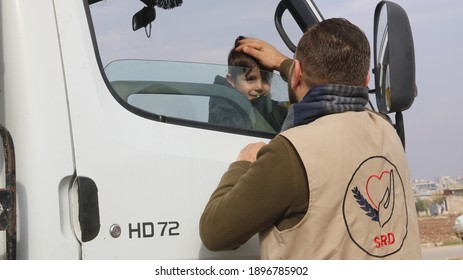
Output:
[289, 18, 371, 102]
[227, 36, 271, 100]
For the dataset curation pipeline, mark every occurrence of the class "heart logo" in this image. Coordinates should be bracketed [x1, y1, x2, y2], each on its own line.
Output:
[365, 170, 390, 209]
[344, 156, 407, 257]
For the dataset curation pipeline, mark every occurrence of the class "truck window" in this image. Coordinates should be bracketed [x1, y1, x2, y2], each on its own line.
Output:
[104, 60, 289, 133]
[87, 0, 300, 136]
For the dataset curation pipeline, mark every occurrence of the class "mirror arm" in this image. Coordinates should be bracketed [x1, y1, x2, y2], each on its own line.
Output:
[394, 111, 405, 150]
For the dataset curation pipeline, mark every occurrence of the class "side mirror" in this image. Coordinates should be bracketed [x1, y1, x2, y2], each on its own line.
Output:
[373, 1, 417, 149]
[373, 1, 417, 114]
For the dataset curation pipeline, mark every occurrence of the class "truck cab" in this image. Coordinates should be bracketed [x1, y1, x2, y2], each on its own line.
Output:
[0, 0, 415, 259]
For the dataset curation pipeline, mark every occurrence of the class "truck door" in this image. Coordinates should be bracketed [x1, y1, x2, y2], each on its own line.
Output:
[53, 0, 321, 259]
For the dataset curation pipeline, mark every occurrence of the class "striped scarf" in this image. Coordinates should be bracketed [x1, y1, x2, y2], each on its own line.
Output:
[281, 84, 369, 131]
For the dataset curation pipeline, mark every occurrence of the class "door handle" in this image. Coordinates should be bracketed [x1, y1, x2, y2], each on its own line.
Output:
[73, 176, 100, 242]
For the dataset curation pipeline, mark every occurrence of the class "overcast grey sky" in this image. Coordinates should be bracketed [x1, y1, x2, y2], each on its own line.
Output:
[316, 0, 463, 181]
[92, 0, 463, 180]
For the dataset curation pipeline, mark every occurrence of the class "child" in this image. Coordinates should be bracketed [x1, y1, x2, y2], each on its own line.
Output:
[209, 36, 287, 131]
[225, 36, 272, 100]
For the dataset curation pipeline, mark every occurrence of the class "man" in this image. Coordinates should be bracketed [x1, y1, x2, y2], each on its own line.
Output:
[199, 18, 421, 259]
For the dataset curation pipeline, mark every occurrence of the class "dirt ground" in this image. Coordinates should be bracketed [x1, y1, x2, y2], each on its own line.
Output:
[418, 214, 462, 246]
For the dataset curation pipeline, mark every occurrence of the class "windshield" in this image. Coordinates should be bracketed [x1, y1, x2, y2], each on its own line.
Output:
[88, 0, 304, 135]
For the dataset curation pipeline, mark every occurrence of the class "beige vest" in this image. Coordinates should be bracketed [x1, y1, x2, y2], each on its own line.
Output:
[260, 111, 421, 259]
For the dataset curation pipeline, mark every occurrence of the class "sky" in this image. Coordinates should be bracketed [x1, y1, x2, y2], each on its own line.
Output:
[92, 0, 463, 181]
[316, 0, 463, 181]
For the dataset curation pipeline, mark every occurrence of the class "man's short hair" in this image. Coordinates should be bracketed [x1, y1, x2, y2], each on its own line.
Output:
[296, 18, 370, 87]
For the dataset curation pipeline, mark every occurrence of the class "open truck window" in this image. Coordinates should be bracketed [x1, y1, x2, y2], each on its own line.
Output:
[86, 0, 303, 137]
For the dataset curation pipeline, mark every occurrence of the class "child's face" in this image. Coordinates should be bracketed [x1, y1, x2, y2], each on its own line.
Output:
[227, 67, 270, 100]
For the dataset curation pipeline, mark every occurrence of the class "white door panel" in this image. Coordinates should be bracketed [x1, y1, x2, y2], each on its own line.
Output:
[55, 1, 264, 259]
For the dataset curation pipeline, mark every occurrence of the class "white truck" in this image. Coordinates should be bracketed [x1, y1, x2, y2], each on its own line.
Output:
[0, 0, 416, 259]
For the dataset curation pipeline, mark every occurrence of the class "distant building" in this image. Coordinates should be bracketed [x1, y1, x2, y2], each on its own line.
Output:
[444, 177, 463, 214]
[413, 179, 438, 197]
[413, 176, 463, 215]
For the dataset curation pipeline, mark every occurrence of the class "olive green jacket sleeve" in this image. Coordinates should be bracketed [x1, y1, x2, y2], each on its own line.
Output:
[199, 134, 308, 251]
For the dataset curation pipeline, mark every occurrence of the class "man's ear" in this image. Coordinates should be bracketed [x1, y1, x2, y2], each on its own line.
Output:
[290, 60, 302, 91]
[364, 72, 371, 87]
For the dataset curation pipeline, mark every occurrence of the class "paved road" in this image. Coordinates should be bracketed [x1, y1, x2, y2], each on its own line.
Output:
[421, 244, 463, 260]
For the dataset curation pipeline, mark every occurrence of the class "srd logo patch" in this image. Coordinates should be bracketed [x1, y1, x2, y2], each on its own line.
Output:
[342, 156, 409, 258]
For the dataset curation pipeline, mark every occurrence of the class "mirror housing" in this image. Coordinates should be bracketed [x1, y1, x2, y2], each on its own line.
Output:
[132, 5, 156, 31]
[373, 1, 417, 114]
